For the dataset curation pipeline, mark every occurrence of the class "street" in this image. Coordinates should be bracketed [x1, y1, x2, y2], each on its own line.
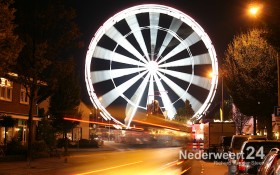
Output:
[0, 142, 228, 175]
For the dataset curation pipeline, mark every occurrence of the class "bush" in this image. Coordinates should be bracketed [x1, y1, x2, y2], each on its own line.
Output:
[56, 138, 70, 148]
[6, 139, 27, 156]
[32, 140, 49, 152]
[77, 139, 98, 148]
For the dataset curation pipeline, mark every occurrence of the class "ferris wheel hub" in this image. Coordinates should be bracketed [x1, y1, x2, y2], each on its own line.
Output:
[146, 61, 159, 75]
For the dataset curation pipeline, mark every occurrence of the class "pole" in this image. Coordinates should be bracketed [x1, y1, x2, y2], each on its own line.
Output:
[221, 75, 224, 135]
[221, 76, 224, 122]
[278, 53, 280, 106]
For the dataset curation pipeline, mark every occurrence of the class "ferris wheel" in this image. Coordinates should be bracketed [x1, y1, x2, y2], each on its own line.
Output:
[85, 4, 218, 128]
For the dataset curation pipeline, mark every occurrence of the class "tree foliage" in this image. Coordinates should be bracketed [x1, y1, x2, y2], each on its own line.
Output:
[12, 0, 82, 161]
[231, 104, 251, 135]
[174, 100, 194, 123]
[262, 1, 280, 52]
[37, 108, 56, 149]
[222, 28, 278, 137]
[0, 0, 23, 73]
[49, 64, 81, 152]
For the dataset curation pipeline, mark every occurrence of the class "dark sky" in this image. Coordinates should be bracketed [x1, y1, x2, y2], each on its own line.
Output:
[75, 0, 252, 60]
[74, 0, 254, 112]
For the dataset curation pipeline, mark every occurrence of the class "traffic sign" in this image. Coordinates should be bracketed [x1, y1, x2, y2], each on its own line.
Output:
[274, 106, 280, 117]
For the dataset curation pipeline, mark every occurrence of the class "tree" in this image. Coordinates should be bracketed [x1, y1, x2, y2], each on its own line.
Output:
[174, 100, 194, 123]
[231, 104, 251, 135]
[12, 0, 82, 163]
[222, 28, 278, 138]
[36, 108, 56, 150]
[0, 0, 23, 73]
[49, 65, 81, 157]
[0, 115, 16, 146]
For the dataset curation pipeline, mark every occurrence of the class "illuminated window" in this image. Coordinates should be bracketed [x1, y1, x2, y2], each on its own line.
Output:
[20, 85, 29, 104]
[0, 78, 13, 101]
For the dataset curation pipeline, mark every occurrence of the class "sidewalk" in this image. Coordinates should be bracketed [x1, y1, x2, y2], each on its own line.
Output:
[0, 141, 119, 175]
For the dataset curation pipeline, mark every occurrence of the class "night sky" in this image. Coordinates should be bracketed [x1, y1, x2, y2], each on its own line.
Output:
[73, 0, 254, 115]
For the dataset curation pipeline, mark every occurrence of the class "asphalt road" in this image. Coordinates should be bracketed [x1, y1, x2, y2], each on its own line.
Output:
[0, 142, 228, 175]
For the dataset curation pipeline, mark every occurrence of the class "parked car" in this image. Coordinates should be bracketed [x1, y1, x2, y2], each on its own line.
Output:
[274, 158, 280, 175]
[229, 135, 267, 154]
[235, 140, 280, 174]
[216, 136, 232, 161]
[257, 148, 280, 175]
[217, 136, 232, 153]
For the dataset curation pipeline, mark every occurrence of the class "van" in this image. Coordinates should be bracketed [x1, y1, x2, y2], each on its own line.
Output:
[229, 135, 267, 154]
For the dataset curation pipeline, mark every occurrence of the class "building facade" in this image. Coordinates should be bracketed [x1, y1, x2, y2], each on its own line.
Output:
[0, 77, 39, 145]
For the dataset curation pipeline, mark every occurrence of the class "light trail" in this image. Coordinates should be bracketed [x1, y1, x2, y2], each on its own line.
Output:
[74, 161, 143, 175]
[132, 119, 180, 131]
[63, 117, 144, 131]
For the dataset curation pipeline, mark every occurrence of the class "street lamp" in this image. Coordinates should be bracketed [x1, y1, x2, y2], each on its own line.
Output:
[278, 54, 280, 106]
[208, 71, 223, 122]
[247, 3, 262, 18]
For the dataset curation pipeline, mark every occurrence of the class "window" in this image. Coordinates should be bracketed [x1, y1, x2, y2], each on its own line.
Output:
[20, 85, 29, 104]
[0, 78, 13, 101]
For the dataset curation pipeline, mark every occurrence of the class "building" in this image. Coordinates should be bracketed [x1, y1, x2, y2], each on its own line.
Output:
[0, 77, 40, 145]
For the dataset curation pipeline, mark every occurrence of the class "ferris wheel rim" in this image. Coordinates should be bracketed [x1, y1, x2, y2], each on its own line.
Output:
[85, 4, 219, 127]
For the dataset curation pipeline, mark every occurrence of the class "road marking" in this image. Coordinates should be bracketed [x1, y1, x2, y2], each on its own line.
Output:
[181, 167, 191, 174]
[158, 160, 182, 171]
[74, 161, 143, 175]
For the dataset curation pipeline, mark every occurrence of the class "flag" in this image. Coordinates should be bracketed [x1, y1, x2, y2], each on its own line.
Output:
[220, 108, 223, 122]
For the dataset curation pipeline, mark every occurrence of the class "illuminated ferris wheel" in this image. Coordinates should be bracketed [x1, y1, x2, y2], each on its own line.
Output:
[85, 4, 218, 128]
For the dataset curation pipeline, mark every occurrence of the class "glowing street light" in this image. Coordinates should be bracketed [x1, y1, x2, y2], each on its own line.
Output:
[247, 3, 263, 18]
[249, 6, 259, 16]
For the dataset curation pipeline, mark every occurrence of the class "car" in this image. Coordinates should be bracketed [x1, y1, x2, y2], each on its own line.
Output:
[228, 135, 267, 174]
[217, 136, 232, 154]
[274, 158, 280, 175]
[216, 136, 232, 161]
[257, 148, 280, 175]
[236, 140, 280, 175]
[229, 135, 267, 154]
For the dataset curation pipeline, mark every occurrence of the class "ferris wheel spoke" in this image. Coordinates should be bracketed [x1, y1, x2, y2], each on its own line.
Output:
[105, 26, 148, 64]
[158, 31, 201, 65]
[158, 53, 212, 68]
[156, 71, 202, 112]
[125, 15, 150, 62]
[156, 71, 187, 98]
[153, 74, 176, 119]
[93, 46, 146, 67]
[158, 69, 211, 90]
[147, 75, 155, 105]
[149, 12, 160, 60]
[91, 67, 146, 84]
[99, 71, 148, 108]
[156, 18, 183, 61]
[125, 73, 150, 128]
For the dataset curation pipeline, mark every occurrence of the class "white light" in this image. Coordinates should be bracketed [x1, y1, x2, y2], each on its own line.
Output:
[146, 61, 158, 74]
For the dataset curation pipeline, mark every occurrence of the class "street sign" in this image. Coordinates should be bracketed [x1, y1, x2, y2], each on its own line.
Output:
[274, 106, 280, 117]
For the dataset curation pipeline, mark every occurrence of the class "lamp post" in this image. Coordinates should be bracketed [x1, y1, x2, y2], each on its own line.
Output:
[209, 71, 223, 122]
[221, 75, 224, 122]
[247, 2, 262, 135]
[278, 53, 280, 106]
